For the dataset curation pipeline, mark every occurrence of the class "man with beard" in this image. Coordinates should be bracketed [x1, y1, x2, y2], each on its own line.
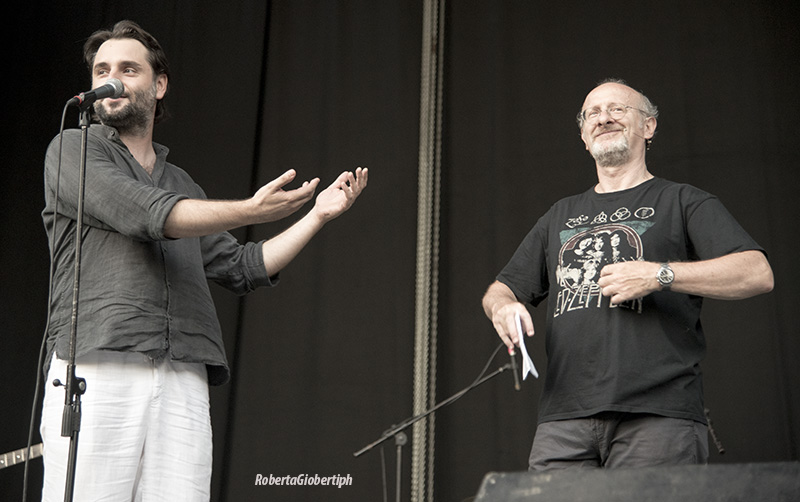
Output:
[482, 79, 773, 471]
[40, 20, 367, 501]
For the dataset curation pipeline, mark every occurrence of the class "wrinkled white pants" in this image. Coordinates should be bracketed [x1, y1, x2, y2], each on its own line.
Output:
[41, 350, 212, 502]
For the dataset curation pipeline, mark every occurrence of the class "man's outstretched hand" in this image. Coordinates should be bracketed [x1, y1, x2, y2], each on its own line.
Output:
[251, 169, 320, 223]
[310, 167, 369, 223]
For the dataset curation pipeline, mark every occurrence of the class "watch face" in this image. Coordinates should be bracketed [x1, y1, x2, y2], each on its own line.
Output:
[658, 266, 674, 285]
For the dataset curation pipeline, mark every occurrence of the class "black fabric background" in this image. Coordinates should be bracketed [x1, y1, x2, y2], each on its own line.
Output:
[3, 2, 798, 501]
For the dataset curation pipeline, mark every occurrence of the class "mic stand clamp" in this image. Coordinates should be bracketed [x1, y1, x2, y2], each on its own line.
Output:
[53, 375, 86, 499]
[354, 361, 513, 502]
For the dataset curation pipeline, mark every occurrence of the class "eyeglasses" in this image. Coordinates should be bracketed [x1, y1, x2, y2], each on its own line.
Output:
[578, 104, 648, 124]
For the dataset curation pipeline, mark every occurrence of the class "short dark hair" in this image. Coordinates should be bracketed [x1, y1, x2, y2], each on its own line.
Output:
[83, 20, 170, 124]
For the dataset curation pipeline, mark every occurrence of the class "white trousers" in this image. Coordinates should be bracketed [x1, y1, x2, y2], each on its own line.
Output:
[40, 350, 213, 502]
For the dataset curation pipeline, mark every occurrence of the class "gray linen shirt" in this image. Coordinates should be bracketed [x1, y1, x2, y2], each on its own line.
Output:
[42, 124, 275, 385]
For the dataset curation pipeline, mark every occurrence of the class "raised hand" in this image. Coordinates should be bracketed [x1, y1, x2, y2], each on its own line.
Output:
[250, 169, 320, 223]
[310, 167, 369, 223]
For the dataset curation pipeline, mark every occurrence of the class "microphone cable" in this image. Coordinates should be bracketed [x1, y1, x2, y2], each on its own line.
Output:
[21, 101, 72, 502]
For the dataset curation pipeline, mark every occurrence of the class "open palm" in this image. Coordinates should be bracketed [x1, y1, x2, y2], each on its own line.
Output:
[313, 167, 368, 222]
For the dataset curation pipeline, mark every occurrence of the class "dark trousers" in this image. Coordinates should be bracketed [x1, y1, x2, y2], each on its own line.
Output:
[529, 412, 709, 471]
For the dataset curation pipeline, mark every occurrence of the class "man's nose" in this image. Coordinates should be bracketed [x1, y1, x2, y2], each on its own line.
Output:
[597, 109, 615, 123]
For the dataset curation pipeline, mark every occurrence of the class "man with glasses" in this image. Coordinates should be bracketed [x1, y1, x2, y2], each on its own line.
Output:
[482, 78, 773, 470]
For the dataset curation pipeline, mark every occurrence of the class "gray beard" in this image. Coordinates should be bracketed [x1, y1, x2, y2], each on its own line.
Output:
[590, 135, 631, 167]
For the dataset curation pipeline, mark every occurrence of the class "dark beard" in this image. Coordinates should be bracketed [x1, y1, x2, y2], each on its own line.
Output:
[94, 84, 156, 136]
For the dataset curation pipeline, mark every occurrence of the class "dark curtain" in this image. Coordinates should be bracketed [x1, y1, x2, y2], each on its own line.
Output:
[2, 2, 797, 501]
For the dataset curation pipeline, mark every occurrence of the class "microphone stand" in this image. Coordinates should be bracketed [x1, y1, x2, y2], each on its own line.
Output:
[353, 359, 514, 502]
[52, 105, 92, 502]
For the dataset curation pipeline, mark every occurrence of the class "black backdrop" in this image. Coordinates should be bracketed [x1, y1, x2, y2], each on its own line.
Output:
[3, 2, 798, 501]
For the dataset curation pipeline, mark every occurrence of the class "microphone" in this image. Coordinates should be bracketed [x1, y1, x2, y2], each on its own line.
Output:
[508, 348, 521, 391]
[67, 79, 124, 107]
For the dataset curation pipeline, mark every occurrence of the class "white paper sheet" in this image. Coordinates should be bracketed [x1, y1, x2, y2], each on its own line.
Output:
[515, 312, 539, 379]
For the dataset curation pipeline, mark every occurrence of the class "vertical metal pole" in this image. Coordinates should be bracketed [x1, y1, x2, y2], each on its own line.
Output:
[412, 1, 445, 501]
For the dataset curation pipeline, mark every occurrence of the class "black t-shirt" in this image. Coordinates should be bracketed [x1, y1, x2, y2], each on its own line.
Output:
[497, 177, 764, 424]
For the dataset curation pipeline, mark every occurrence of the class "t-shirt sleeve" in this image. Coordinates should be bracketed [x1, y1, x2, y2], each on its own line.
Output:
[496, 211, 551, 307]
[683, 187, 765, 261]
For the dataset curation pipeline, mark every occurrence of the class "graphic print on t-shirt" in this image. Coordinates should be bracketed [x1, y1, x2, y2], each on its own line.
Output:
[554, 207, 653, 317]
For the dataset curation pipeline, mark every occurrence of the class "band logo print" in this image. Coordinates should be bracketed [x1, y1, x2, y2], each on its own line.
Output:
[555, 206, 654, 317]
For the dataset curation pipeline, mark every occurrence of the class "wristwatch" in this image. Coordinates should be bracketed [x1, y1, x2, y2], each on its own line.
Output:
[656, 262, 674, 290]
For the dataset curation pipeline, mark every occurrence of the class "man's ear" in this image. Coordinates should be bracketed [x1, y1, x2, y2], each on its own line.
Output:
[156, 74, 168, 100]
[643, 116, 657, 140]
[580, 130, 590, 151]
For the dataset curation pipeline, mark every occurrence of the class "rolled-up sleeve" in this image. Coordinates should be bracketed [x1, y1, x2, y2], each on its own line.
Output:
[45, 128, 186, 241]
[202, 232, 277, 294]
